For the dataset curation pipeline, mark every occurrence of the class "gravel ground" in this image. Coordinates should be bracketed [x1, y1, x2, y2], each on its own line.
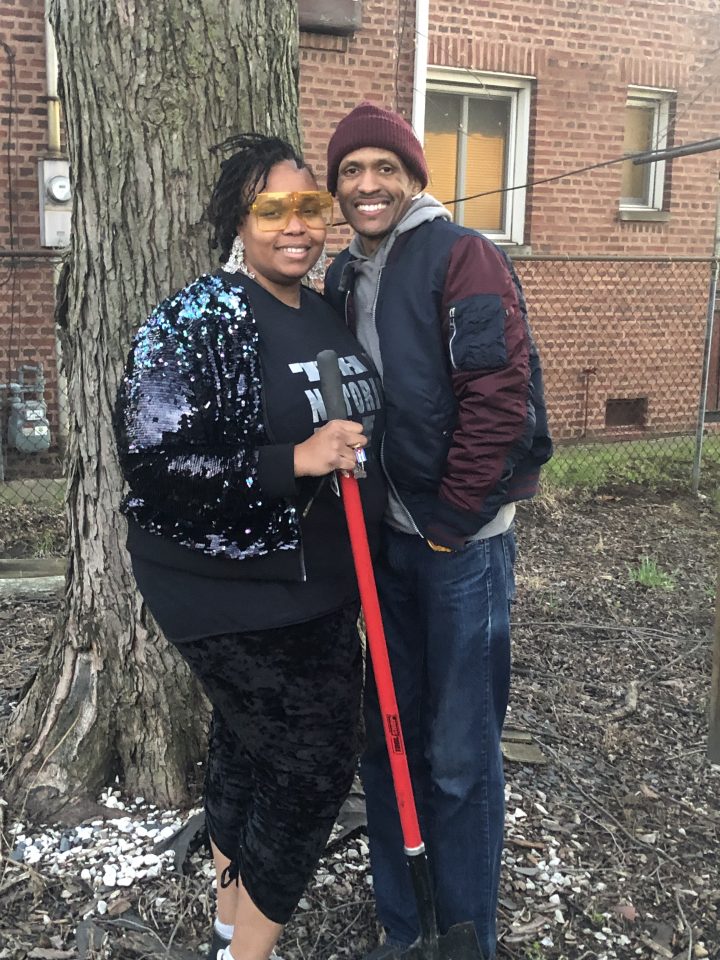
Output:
[0, 488, 718, 960]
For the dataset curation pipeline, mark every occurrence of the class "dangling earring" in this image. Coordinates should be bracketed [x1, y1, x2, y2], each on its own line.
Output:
[303, 244, 328, 292]
[224, 234, 255, 279]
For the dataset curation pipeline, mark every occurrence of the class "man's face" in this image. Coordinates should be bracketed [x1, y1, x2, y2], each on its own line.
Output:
[335, 147, 420, 254]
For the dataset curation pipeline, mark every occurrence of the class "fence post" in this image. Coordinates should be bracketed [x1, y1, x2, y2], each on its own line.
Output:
[691, 186, 720, 495]
[709, 560, 720, 763]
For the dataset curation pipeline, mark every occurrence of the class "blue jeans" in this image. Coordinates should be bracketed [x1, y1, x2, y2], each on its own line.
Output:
[361, 526, 516, 960]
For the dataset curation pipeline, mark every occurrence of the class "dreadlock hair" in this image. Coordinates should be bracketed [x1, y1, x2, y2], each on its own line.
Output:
[208, 133, 308, 263]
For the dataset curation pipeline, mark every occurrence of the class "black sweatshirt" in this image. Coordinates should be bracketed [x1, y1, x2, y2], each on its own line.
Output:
[129, 275, 385, 641]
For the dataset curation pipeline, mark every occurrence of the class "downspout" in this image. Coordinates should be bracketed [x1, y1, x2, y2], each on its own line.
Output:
[411, 0, 429, 144]
[45, 0, 61, 155]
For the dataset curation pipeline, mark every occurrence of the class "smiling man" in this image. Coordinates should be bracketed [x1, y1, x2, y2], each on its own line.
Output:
[324, 102, 552, 960]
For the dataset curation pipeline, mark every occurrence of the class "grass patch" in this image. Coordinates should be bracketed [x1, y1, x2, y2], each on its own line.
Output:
[543, 434, 720, 493]
[0, 478, 65, 507]
[628, 556, 675, 590]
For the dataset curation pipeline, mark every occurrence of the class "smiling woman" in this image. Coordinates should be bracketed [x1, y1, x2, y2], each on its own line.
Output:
[113, 133, 386, 960]
[238, 163, 331, 303]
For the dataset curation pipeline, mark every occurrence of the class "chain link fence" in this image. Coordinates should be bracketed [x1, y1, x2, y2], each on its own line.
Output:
[1, 256, 719, 528]
[514, 256, 720, 493]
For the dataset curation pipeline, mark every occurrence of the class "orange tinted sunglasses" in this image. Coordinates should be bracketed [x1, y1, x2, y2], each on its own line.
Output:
[250, 191, 334, 231]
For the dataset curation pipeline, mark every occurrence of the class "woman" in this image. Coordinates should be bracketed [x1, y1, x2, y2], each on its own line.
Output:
[114, 134, 385, 960]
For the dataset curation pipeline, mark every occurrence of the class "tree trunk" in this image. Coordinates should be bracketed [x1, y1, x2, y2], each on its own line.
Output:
[7, 0, 300, 820]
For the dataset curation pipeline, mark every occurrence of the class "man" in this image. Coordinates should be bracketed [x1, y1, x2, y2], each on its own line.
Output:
[324, 102, 552, 960]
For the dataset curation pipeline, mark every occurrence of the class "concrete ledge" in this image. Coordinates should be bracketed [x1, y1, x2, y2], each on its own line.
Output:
[0, 575, 64, 601]
[618, 209, 671, 223]
[0, 558, 66, 578]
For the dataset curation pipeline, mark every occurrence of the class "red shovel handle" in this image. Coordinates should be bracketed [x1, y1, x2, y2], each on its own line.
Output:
[317, 350, 423, 853]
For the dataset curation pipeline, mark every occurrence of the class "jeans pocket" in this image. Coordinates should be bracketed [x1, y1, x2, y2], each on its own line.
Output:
[501, 529, 517, 605]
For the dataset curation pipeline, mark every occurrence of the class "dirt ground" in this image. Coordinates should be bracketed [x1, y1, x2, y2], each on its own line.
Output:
[0, 488, 718, 960]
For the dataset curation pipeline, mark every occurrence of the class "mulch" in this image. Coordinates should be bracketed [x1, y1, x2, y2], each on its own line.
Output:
[0, 488, 718, 960]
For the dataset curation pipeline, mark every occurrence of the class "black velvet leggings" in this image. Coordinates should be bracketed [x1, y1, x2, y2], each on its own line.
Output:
[172, 603, 362, 924]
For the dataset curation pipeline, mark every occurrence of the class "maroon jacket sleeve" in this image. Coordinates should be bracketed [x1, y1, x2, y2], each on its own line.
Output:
[427, 234, 530, 547]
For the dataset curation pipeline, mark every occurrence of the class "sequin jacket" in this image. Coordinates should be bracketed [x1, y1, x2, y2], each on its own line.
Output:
[114, 273, 300, 562]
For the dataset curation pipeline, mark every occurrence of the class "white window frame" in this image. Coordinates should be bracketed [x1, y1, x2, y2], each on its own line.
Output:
[620, 85, 674, 212]
[425, 67, 532, 246]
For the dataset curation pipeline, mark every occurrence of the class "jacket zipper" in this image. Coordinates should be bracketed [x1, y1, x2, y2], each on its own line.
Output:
[448, 306, 458, 368]
[367, 266, 422, 537]
[380, 435, 423, 537]
[371, 265, 385, 332]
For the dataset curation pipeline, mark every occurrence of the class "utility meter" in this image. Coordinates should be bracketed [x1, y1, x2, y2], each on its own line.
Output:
[46, 174, 71, 204]
[38, 158, 72, 248]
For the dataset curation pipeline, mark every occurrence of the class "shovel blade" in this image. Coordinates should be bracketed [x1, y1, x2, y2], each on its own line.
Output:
[382, 922, 485, 960]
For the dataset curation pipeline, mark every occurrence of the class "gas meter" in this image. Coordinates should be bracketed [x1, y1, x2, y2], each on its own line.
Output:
[7, 365, 51, 454]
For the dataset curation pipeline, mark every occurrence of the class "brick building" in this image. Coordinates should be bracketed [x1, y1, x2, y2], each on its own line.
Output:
[2, 0, 719, 479]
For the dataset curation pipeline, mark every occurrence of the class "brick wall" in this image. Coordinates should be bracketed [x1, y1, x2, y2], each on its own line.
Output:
[1, 1, 718, 483]
[0, 0, 64, 479]
[417, 0, 720, 440]
[299, 0, 417, 251]
[426, 0, 720, 257]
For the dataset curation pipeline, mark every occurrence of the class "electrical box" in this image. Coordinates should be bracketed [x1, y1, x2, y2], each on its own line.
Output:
[38, 158, 72, 248]
[298, 0, 362, 35]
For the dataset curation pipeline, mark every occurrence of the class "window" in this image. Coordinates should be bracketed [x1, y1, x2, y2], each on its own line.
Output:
[423, 69, 532, 245]
[620, 87, 673, 211]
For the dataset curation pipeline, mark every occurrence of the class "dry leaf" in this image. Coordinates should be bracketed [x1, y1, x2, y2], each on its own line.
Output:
[612, 901, 639, 922]
[107, 897, 132, 917]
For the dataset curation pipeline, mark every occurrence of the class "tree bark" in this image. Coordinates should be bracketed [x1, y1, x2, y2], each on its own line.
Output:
[6, 0, 300, 819]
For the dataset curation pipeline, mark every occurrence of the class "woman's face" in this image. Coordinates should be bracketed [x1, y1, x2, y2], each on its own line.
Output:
[238, 161, 327, 290]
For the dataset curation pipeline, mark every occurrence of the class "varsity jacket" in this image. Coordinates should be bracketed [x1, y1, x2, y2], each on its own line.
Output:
[325, 219, 552, 549]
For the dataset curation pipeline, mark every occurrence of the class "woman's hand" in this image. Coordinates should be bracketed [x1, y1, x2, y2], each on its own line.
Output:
[294, 420, 367, 477]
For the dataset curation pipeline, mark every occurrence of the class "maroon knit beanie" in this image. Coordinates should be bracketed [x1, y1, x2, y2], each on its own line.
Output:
[326, 101, 429, 195]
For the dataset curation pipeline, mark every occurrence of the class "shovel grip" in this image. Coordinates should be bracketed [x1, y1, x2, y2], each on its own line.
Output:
[317, 350, 423, 852]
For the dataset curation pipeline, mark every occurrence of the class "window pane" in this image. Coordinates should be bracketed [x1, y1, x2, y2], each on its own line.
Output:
[424, 93, 460, 210]
[464, 97, 509, 231]
[621, 104, 655, 204]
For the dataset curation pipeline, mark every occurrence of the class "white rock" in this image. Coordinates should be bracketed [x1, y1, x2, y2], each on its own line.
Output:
[298, 898, 311, 910]
[554, 910, 564, 924]
[102, 867, 117, 887]
[548, 894, 561, 906]
[97, 901, 108, 915]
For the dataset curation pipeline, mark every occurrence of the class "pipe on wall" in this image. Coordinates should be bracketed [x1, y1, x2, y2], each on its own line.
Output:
[411, 0, 429, 144]
[45, 0, 61, 154]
